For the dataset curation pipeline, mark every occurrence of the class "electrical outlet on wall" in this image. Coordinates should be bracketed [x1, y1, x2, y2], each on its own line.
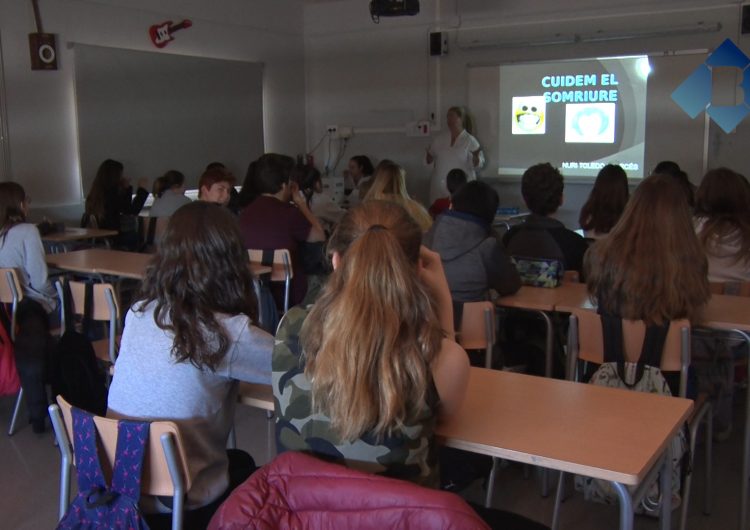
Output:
[406, 120, 431, 137]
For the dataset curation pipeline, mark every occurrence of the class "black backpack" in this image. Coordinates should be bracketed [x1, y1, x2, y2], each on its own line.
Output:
[51, 281, 108, 416]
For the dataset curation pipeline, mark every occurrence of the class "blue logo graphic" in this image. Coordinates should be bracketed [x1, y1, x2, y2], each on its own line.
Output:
[671, 39, 750, 133]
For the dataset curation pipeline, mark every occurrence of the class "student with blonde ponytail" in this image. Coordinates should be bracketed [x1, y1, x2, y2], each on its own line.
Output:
[273, 200, 468, 487]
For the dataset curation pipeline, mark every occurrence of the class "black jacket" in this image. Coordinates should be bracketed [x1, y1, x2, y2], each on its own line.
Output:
[502, 214, 589, 279]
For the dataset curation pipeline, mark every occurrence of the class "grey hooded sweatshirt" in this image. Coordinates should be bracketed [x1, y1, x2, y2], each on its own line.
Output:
[424, 211, 521, 302]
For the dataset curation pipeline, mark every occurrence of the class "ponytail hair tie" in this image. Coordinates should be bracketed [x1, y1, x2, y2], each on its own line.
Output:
[367, 224, 387, 232]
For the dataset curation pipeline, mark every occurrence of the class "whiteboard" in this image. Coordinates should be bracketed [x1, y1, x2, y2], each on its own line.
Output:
[74, 44, 264, 194]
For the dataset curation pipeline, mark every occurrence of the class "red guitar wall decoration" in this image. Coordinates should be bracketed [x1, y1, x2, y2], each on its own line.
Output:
[149, 19, 192, 48]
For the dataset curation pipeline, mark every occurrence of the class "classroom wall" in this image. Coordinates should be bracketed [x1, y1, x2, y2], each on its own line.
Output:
[304, 0, 750, 227]
[0, 0, 306, 219]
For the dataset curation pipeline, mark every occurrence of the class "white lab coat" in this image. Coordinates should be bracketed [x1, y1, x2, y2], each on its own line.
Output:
[427, 129, 484, 202]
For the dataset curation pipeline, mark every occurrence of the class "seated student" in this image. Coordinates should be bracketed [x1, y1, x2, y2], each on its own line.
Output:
[578, 164, 629, 240]
[503, 163, 589, 278]
[107, 201, 273, 529]
[198, 167, 235, 207]
[238, 154, 325, 309]
[205, 161, 243, 214]
[236, 157, 265, 210]
[343, 155, 375, 206]
[586, 173, 709, 323]
[149, 170, 191, 218]
[83, 159, 149, 249]
[428, 168, 468, 219]
[693, 167, 750, 439]
[274, 200, 469, 487]
[584, 174, 710, 395]
[585, 173, 709, 390]
[694, 167, 750, 282]
[424, 180, 520, 302]
[0, 182, 58, 433]
[364, 160, 433, 232]
[654, 160, 695, 208]
[583, 174, 708, 507]
[291, 164, 345, 228]
[273, 201, 546, 530]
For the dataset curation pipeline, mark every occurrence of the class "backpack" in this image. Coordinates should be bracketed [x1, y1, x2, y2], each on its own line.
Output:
[511, 256, 564, 288]
[57, 407, 150, 530]
[51, 281, 108, 416]
[0, 307, 20, 396]
[574, 313, 688, 514]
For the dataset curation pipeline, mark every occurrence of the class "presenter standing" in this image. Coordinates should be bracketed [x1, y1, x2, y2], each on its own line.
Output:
[425, 106, 484, 203]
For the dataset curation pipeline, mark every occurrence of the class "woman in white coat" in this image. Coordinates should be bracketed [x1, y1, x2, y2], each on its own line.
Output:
[425, 106, 484, 203]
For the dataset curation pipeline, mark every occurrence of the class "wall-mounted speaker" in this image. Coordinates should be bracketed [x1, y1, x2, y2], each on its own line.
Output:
[430, 32, 448, 56]
[29, 33, 57, 70]
[743, 4, 750, 34]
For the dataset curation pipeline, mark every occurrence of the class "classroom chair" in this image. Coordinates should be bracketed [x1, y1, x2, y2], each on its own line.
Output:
[141, 216, 170, 253]
[709, 281, 750, 297]
[247, 248, 292, 314]
[551, 309, 713, 530]
[455, 302, 503, 508]
[49, 395, 191, 530]
[56, 279, 120, 367]
[456, 301, 495, 369]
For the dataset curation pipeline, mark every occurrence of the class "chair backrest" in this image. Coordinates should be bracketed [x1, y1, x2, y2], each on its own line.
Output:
[247, 249, 293, 282]
[456, 301, 495, 369]
[53, 395, 192, 497]
[247, 248, 293, 313]
[0, 268, 23, 341]
[66, 281, 120, 322]
[81, 213, 99, 229]
[709, 280, 750, 297]
[0, 268, 23, 305]
[58, 280, 120, 364]
[568, 309, 689, 396]
[142, 216, 170, 253]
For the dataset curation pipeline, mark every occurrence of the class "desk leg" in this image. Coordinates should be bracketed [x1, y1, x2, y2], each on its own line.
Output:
[736, 329, 750, 530]
[539, 311, 554, 378]
[659, 445, 672, 530]
[611, 482, 634, 530]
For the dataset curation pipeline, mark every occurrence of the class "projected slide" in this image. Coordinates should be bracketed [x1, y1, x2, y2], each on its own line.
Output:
[498, 56, 649, 178]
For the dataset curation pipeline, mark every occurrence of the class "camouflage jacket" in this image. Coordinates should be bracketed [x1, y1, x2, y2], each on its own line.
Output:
[272, 306, 439, 487]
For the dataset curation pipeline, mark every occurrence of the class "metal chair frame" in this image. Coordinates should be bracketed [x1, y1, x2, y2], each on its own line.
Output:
[550, 312, 713, 530]
[49, 398, 188, 530]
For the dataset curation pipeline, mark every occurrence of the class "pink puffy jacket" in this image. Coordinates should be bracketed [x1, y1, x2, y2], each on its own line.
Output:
[209, 451, 489, 530]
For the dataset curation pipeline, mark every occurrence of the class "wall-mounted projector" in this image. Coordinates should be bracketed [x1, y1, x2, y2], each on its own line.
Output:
[370, 0, 420, 23]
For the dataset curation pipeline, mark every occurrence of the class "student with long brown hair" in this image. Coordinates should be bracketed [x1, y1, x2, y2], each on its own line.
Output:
[364, 160, 433, 232]
[274, 200, 468, 486]
[693, 168, 750, 439]
[585, 173, 710, 325]
[0, 182, 57, 433]
[578, 164, 629, 239]
[107, 201, 273, 528]
[694, 167, 750, 282]
[83, 159, 149, 248]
